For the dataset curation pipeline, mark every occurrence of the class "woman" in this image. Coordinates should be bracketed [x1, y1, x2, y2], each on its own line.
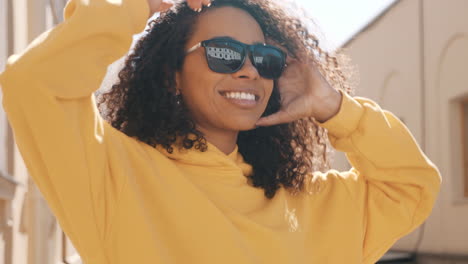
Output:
[0, 0, 441, 263]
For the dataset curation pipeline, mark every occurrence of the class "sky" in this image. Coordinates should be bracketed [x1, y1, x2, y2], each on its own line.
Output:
[294, 0, 397, 50]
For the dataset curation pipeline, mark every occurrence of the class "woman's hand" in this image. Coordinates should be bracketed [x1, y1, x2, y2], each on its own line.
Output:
[147, 0, 212, 17]
[255, 57, 343, 127]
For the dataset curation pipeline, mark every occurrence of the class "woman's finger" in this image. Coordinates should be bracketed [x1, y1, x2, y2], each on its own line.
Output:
[256, 110, 294, 127]
[285, 55, 300, 69]
[201, 0, 212, 7]
[187, 0, 203, 10]
[156, 1, 174, 12]
[286, 55, 297, 65]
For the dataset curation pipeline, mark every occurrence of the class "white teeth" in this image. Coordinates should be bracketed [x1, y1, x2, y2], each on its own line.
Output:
[223, 92, 256, 101]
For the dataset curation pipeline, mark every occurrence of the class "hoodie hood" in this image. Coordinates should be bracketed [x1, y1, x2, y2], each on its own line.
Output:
[156, 140, 254, 180]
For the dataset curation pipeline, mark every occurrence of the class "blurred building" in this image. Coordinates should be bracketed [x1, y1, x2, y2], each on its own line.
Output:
[0, 0, 467, 263]
[333, 0, 468, 260]
[0, 0, 82, 263]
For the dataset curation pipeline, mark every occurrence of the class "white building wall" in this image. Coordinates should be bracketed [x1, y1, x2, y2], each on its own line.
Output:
[423, 0, 468, 255]
[10, 0, 32, 263]
[1, 0, 73, 263]
[342, 0, 468, 255]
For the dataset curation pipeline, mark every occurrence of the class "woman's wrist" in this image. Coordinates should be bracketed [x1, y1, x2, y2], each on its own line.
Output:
[314, 89, 343, 123]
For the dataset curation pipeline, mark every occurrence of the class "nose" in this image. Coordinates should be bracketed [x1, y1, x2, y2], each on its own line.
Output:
[232, 55, 260, 80]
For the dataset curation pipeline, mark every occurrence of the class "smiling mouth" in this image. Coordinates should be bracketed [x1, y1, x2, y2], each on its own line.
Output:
[218, 91, 261, 108]
[219, 91, 260, 102]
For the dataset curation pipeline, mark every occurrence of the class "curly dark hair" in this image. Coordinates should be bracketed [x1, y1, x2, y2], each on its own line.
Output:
[97, 0, 355, 199]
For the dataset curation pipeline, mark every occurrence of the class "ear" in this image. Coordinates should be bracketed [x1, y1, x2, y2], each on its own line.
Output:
[175, 71, 182, 94]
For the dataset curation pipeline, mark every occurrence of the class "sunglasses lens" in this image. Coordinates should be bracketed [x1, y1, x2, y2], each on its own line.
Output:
[203, 39, 285, 79]
[253, 47, 285, 79]
[205, 41, 245, 73]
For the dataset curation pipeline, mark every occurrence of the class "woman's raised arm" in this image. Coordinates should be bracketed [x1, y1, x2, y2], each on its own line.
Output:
[0, 0, 149, 262]
[317, 90, 442, 264]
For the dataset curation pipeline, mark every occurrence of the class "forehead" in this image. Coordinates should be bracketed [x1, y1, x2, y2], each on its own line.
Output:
[188, 6, 265, 46]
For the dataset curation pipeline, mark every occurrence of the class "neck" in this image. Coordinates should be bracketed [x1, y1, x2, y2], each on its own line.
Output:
[197, 126, 238, 155]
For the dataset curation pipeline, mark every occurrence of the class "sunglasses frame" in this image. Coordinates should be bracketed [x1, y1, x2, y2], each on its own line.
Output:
[186, 37, 287, 79]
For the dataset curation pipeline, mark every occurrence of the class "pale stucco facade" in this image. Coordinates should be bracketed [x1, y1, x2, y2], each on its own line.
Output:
[337, 0, 468, 256]
[0, 0, 81, 263]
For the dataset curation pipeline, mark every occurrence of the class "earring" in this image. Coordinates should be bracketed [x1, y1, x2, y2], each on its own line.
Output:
[175, 90, 182, 105]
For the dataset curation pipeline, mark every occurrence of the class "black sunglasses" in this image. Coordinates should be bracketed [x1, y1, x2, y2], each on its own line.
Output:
[186, 37, 287, 79]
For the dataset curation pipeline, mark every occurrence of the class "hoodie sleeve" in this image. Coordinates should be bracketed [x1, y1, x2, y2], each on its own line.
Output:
[0, 0, 149, 261]
[317, 90, 442, 264]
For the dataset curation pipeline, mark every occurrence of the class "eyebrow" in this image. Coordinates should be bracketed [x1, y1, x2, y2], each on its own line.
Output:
[213, 36, 265, 45]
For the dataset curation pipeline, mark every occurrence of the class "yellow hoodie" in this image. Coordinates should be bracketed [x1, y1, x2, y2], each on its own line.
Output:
[0, 0, 441, 263]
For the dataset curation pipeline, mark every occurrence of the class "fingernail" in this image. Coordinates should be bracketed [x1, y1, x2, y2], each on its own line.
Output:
[197, 8, 202, 12]
[207, 2, 212, 7]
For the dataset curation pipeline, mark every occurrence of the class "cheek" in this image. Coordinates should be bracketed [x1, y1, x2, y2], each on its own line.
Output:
[179, 58, 224, 111]
[263, 80, 275, 103]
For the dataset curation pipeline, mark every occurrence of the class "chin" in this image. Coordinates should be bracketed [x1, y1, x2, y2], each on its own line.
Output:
[238, 125, 258, 131]
[227, 119, 258, 131]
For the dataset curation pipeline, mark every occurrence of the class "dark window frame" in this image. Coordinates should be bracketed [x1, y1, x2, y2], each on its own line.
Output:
[461, 98, 468, 198]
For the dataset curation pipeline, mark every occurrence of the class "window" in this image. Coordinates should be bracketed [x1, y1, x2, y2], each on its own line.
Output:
[462, 98, 468, 197]
[63, 233, 82, 264]
[0, 0, 13, 175]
